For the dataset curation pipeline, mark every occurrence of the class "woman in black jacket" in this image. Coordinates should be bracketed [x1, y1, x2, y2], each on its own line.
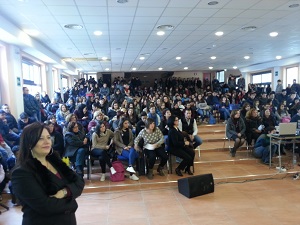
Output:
[11, 122, 84, 225]
[167, 115, 195, 176]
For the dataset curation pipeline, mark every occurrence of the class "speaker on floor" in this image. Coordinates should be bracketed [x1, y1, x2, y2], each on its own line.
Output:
[178, 173, 214, 198]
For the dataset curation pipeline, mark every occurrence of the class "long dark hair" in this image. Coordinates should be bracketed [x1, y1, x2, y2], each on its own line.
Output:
[95, 122, 104, 137]
[18, 122, 50, 167]
[118, 117, 129, 130]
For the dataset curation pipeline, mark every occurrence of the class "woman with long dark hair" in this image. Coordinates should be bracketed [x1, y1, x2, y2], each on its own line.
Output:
[11, 122, 84, 225]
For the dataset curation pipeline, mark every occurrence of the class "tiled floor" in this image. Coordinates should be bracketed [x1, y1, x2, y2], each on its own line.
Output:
[2, 178, 300, 225]
[1, 124, 300, 224]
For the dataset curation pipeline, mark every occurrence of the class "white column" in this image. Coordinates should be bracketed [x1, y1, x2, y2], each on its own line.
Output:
[46, 64, 54, 100]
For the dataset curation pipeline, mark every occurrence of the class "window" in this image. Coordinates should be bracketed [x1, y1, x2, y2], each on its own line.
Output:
[61, 75, 68, 88]
[216, 71, 224, 82]
[286, 67, 298, 86]
[252, 71, 272, 85]
[22, 58, 42, 95]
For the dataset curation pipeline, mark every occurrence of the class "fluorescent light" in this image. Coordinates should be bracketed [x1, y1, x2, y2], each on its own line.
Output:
[184, 67, 188, 70]
[176, 56, 181, 60]
[276, 55, 282, 60]
[209, 66, 213, 69]
[158, 67, 163, 70]
[132, 67, 137, 71]
[233, 66, 238, 69]
[105, 68, 110, 71]
[244, 56, 250, 59]
[269, 32, 278, 37]
[139, 56, 145, 60]
[94, 31, 103, 36]
[101, 57, 108, 60]
[157, 31, 165, 36]
[215, 31, 223, 36]
[210, 56, 216, 60]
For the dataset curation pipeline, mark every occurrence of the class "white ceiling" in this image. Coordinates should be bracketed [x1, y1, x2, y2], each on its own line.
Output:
[1, 0, 300, 73]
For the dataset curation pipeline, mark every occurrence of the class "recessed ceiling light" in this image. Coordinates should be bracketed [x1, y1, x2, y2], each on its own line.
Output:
[64, 24, 83, 30]
[211, 56, 216, 60]
[215, 31, 224, 36]
[23, 29, 39, 36]
[139, 56, 145, 60]
[101, 57, 108, 60]
[132, 67, 137, 71]
[158, 67, 163, 70]
[156, 25, 174, 30]
[184, 67, 188, 70]
[244, 56, 250, 59]
[157, 31, 165, 36]
[176, 57, 181, 60]
[233, 66, 238, 69]
[269, 32, 278, 37]
[117, 0, 128, 3]
[208, 1, 219, 5]
[94, 31, 102, 36]
[241, 26, 257, 31]
[83, 53, 94, 56]
[105, 68, 110, 71]
[276, 55, 282, 60]
[224, 69, 227, 71]
[289, 3, 299, 8]
[209, 66, 213, 70]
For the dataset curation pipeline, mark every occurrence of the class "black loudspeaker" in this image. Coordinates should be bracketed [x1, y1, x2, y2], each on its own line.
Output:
[178, 173, 214, 198]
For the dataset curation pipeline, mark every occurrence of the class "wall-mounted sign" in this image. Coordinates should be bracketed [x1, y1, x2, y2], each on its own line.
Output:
[17, 77, 21, 86]
[275, 71, 278, 76]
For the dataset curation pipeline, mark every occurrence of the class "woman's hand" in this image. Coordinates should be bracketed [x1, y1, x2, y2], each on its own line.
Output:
[50, 188, 66, 199]
[184, 141, 190, 146]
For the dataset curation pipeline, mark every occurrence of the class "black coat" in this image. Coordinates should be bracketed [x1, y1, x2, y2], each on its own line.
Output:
[64, 131, 87, 157]
[11, 154, 84, 225]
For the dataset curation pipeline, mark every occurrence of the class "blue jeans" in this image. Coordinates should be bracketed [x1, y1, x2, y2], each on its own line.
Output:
[219, 108, 230, 120]
[91, 148, 112, 173]
[121, 147, 139, 166]
[69, 148, 86, 167]
[193, 135, 202, 149]
[254, 145, 276, 163]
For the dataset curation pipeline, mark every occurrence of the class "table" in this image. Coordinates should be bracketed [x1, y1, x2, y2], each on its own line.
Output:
[268, 134, 300, 172]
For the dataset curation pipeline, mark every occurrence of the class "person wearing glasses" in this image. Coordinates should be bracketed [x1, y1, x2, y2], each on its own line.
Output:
[167, 115, 195, 176]
[64, 122, 88, 177]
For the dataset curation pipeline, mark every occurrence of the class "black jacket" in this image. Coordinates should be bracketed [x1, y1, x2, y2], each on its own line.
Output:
[64, 131, 87, 157]
[12, 154, 84, 225]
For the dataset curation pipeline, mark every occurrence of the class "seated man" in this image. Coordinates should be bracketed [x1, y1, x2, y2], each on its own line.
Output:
[0, 111, 20, 146]
[17, 112, 36, 133]
[178, 109, 202, 149]
[253, 126, 277, 164]
[1, 104, 19, 133]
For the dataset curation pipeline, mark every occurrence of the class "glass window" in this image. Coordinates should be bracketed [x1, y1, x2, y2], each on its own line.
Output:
[286, 67, 298, 86]
[216, 71, 224, 82]
[252, 71, 272, 85]
[22, 58, 41, 94]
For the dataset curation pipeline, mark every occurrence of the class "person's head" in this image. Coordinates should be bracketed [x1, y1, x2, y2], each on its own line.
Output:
[230, 110, 240, 119]
[65, 113, 77, 123]
[184, 109, 192, 119]
[60, 104, 67, 112]
[113, 102, 119, 110]
[0, 110, 5, 120]
[163, 109, 171, 119]
[67, 121, 79, 133]
[296, 106, 300, 114]
[18, 122, 51, 165]
[140, 111, 147, 122]
[149, 105, 156, 114]
[264, 109, 270, 117]
[1, 104, 10, 113]
[127, 108, 134, 115]
[279, 104, 285, 110]
[265, 126, 276, 134]
[44, 120, 55, 134]
[250, 109, 258, 118]
[277, 79, 282, 84]
[95, 122, 106, 136]
[22, 87, 29, 94]
[93, 110, 103, 120]
[282, 89, 286, 95]
[20, 112, 29, 123]
[293, 79, 296, 84]
[118, 117, 129, 130]
[167, 115, 179, 128]
[145, 118, 156, 131]
[47, 114, 57, 123]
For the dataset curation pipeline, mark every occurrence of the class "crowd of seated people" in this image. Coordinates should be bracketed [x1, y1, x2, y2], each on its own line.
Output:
[1, 76, 300, 189]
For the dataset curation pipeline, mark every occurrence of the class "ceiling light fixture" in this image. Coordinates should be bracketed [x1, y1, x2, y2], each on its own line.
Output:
[156, 25, 174, 30]
[269, 32, 278, 37]
[209, 67, 213, 70]
[157, 31, 165, 36]
[215, 31, 224, 36]
[116, 0, 128, 3]
[211, 56, 216, 60]
[105, 68, 110, 71]
[94, 31, 103, 36]
[132, 67, 137, 71]
[233, 66, 238, 69]
[158, 67, 163, 70]
[208, 1, 219, 5]
[289, 3, 299, 8]
[184, 67, 188, 70]
[101, 57, 108, 60]
[176, 56, 181, 60]
[276, 55, 282, 60]
[139, 56, 145, 60]
[244, 56, 250, 59]
[64, 24, 83, 30]
[241, 26, 257, 31]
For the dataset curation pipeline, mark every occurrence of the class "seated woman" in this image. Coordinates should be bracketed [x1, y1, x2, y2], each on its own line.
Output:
[64, 121, 88, 177]
[262, 109, 278, 129]
[134, 118, 168, 180]
[167, 115, 195, 176]
[113, 117, 139, 181]
[91, 123, 116, 181]
[219, 96, 230, 123]
[245, 108, 264, 145]
[253, 126, 277, 164]
[226, 110, 246, 157]
[73, 104, 91, 132]
[44, 121, 64, 157]
[56, 104, 70, 127]
[275, 104, 291, 123]
[88, 111, 109, 132]
[63, 113, 83, 136]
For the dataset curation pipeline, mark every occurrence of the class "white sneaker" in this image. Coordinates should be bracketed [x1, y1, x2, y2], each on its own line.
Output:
[276, 166, 287, 172]
[129, 174, 139, 181]
[110, 167, 117, 175]
[100, 173, 105, 181]
[126, 166, 136, 173]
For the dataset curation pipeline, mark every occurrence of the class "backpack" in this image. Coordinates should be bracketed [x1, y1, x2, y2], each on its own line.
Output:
[110, 160, 125, 182]
[208, 115, 216, 124]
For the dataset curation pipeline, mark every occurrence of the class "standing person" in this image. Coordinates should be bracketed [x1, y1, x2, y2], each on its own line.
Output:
[23, 87, 41, 122]
[113, 117, 139, 181]
[178, 109, 202, 149]
[11, 122, 84, 225]
[167, 116, 195, 176]
[134, 118, 168, 179]
[275, 79, 283, 94]
[226, 110, 246, 157]
[91, 123, 116, 181]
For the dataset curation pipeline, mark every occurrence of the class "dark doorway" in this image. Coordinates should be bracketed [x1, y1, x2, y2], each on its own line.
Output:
[102, 74, 112, 87]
